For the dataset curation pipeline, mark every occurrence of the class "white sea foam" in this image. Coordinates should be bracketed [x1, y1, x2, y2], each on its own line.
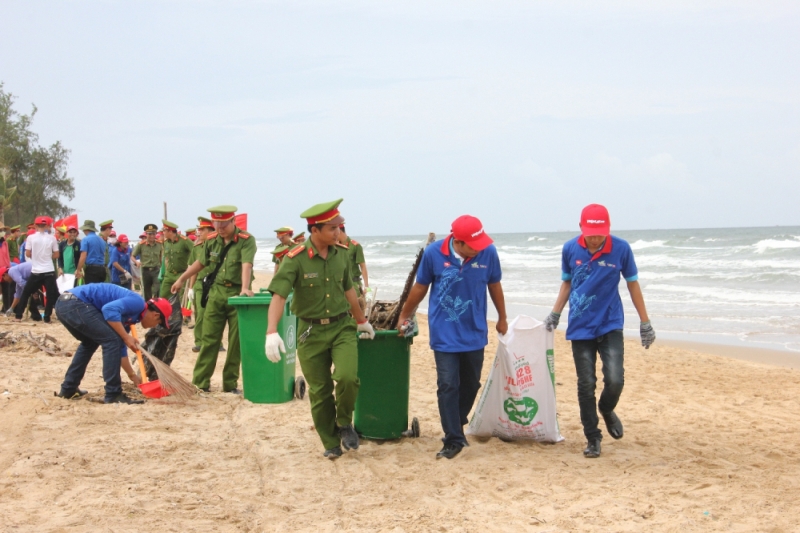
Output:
[527, 236, 547, 241]
[753, 239, 800, 253]
[646, 284, 800, 305]
[630, 239, 667, 250]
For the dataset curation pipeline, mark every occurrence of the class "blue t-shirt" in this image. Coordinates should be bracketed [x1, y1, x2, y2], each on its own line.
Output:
[80, 232, 106, 266]
[108, 246, 132, 283]
[417, 237, 502, 352]
[19, 241, 26, 263]
[561, 235, 638, 341]
[69, 283, 145, 325]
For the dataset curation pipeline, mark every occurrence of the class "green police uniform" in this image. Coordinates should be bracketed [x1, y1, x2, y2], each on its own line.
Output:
[7, 230, 19, 262]
[159, 220, 194, 299]
[343, 236, 366, 296]
[267, 199, 359, 451]
[189, 235, 215, 348]
[134, 223, 164, 301]
[193, 207, 257, 391]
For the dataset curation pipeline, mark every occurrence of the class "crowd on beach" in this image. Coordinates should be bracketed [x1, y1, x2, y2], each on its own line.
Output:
[0, 200, 656, 461]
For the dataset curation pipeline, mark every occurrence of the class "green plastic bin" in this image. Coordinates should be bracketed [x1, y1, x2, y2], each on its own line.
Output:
[354, 330, 420, 440]
[228, 293, 305, 404]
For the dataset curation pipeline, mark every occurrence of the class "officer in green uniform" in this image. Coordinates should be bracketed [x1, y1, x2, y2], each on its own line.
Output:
[99, 220, 114, 282]
[172, 205, 256, 393]
[293, 231, 306, 244]
[18, 223, 34, 247]
[271, 244, 290, 267]
[187, 217, 215, 353]
[133, 224, 164, 301]
[159, 220, 193, 300]
[272, 227, 294, 273]
[265, 199, 375, 459]
[7, 225, 20, 263]
[337, 225, 370, 309]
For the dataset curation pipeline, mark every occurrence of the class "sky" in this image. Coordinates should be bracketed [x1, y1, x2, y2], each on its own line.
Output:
[2, 1, 799, 237]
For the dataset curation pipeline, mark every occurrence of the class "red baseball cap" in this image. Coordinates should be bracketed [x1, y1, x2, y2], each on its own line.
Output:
[67, 225, 78, 232]
[451, 215, 493, 252]
[34, 216, 50, 225]
[117, 234, 129, 244]
[147, 298, 172, 328]
[580, 204, 611, 237]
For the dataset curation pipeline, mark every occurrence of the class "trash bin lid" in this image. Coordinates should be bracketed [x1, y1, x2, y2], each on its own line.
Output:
[228, 294, 273, 306]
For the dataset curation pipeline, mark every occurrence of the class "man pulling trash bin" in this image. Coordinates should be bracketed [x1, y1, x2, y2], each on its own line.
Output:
[170, 205, 256, 393]
[55, 284, 172, 404]
[396, 215, 507, 460]
[265, 199, 376, 460]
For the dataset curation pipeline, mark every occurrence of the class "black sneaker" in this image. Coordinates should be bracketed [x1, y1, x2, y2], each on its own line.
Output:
[199, 387, 210, 393]
[192, 346, 201, 353]
[225, 388, 242, 395]
[323, 446, 343, 460]
[55, 388, 88, 400]
[43, 316, 52, 324]
[104, 393, 145, 405]
[436, 443, 463, 459]
[601, 410, 624, 439]
[340, 425, 359, 451]
[219, 345, 226, 352]
[583, 439, 601, 458]
[30, 315, 42, 322]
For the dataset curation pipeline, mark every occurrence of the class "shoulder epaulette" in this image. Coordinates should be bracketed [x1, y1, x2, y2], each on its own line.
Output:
[335, 242, 348, 249]
[193, 240, 204, 247]
[287, 245, 304, 259]
[207, 232, 218, 239]
[238, 232, 250, 239]
[179, 234, 187, 240]
[351, 239, 359, 246]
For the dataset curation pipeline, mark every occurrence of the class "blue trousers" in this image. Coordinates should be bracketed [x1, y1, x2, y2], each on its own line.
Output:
[434, 348, 485, 447]
[56, 295, 125, 400]
[571, 330, 625, 442]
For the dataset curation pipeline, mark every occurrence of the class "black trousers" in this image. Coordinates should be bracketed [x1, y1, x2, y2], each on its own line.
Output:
[1, 279, 15, 312]
[83, 264, 107, 285]
[141, 266, 160, 301]
[15, 271, 60, 320]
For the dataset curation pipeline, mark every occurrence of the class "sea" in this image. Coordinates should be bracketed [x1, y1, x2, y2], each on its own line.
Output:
[254, 226, 800, 353]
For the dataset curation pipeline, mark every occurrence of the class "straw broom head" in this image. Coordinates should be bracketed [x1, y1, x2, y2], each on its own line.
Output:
[139, 347, 198, 400]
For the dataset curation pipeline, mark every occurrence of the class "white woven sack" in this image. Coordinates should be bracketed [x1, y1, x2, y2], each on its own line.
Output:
[467, 315, 564, 443]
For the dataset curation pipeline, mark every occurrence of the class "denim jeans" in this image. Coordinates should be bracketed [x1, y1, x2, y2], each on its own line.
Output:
[434, 348, 485, 447]
[56, 295, 125, 400]
[571, 330, 625, 442]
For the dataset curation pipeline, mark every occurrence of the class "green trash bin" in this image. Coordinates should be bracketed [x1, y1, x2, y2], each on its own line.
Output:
[228, 293, 305, 404]
[354, 330, 420, 440]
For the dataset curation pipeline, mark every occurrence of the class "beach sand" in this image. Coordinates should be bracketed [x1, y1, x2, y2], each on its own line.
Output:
[1, 271, 799, 532]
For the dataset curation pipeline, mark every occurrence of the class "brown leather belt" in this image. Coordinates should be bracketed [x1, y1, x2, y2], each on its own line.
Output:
[299, 312, 349, 325]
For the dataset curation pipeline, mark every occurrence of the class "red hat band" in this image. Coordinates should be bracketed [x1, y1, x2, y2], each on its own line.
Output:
[210, 212, 235, 221]
[306, 207, 341, 225]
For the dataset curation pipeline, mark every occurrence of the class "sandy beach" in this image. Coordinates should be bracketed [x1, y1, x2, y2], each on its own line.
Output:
[1, 271, 799, 532]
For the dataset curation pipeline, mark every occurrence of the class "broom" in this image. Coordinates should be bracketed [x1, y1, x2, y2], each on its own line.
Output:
[139, 346, 198, 400]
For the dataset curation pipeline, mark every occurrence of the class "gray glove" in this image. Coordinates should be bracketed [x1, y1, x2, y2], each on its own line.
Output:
[544, 312, 561, 331]
[398, 317, 419, 338]
[640, 321, 656, 349]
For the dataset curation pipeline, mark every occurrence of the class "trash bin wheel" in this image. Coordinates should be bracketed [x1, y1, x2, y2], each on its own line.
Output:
[411, 417, 420, 438]
[294, 377, 306, 400]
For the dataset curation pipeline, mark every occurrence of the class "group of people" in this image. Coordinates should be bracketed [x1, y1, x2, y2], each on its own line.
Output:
[6, 200, 655, 461]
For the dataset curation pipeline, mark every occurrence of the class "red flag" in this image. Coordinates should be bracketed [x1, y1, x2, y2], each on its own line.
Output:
[235, 213, 247, 231]
[54, 214, 78, 233]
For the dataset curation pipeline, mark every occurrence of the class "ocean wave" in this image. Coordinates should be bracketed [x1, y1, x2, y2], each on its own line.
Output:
[753, 239, 800, 254]
[646, 284, 800, 305]
[629, 239, 667, 250]
[527, 236, 547, 241]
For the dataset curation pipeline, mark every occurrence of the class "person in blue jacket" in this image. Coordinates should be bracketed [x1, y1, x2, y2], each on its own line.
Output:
[109, 234, 133, 289]
[55, 284, 173, 404]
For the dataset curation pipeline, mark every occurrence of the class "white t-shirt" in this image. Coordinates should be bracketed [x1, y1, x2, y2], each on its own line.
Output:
[26, 231, 59, 274]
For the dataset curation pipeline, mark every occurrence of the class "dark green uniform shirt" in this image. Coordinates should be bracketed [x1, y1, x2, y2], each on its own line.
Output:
[345, 237, 365, 282]
[199, 227, 257, 287]
[163, 236, 193, 274]
[189, 240, 215, 288]
[7, 239, 19, 261]
[132, 241, 164, 268]
[268, 240, 353, 319]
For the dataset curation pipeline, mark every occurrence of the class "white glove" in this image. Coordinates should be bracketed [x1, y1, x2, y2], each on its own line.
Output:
[265, 332, 285, 363]
[187, 288, 194, 301]
[121, 271, 131, 282]
[357, 320, 375, 340]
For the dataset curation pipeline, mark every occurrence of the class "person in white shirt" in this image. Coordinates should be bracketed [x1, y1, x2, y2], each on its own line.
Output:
[15, 216, 60, 323]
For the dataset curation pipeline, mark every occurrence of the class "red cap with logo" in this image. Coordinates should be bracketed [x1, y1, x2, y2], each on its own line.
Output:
[117, 234, 129, 244]
[34, 216, 50, 225]
[450, 215, 493, 252]
[580, 204, 611, 237]
[147, 298, 172, 328]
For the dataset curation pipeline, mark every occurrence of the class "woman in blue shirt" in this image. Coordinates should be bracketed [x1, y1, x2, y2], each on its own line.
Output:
[109, 234, 133, 289]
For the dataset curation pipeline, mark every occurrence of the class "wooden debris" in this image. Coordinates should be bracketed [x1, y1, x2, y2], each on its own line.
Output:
[0, 330, 71, 356]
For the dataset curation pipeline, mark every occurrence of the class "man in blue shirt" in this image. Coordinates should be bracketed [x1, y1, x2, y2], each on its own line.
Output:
[397, 215, 507, 459]
[544, 204, 655, 458]
[0, 262, 38, 318]
[55, 284, 173, 404]
[75, 220, 107, 284]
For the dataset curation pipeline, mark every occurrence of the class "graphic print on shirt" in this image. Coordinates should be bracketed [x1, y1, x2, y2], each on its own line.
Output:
[569, 262, 596, 319]
[438, 267, 472, 322]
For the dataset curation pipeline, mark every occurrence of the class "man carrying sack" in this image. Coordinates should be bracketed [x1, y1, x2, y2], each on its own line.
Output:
[265, 199, 375, 460]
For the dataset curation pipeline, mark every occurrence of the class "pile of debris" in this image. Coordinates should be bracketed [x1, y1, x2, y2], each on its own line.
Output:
[0, 330, 72, 357]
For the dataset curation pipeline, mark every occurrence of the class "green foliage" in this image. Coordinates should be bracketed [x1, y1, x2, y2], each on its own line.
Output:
[0, 82, 75, 226]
